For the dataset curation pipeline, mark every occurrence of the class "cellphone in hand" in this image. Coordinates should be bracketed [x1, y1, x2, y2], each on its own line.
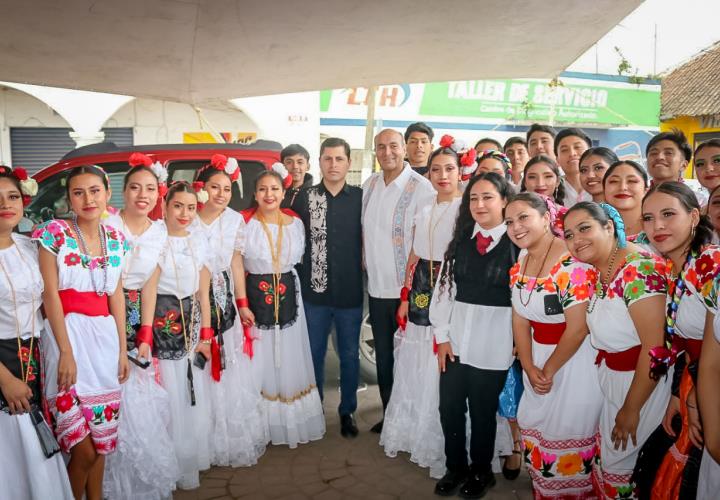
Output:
[193, 352, 207, 370]
[127, 348, 151, 369]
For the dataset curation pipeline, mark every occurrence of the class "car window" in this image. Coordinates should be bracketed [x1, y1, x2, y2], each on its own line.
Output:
[167, 160, 267, 211]
[25, 162, 128, 226]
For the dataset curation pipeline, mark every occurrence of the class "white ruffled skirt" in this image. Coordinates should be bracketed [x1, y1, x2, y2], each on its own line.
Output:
[158, 357, 212, 490]
[206, 321, 268, 466]
[103, 363, 180, 500]
[381, 324, 445, 478]
[250, 281, 325, 448]
[0, 411, 73, 500]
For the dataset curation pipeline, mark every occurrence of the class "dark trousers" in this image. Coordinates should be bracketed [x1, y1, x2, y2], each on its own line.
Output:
[304, 302, 363, 416]
[439, 357, 508, 474]
[368, 296, 400, 411]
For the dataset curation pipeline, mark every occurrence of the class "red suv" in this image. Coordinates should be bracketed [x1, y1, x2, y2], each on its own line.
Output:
[23, 141, 281, 228]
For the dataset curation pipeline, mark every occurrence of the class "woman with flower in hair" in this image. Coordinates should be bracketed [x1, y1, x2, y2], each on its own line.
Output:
[102, 153, 179, 500]
[476, 149, 513, 184]
[505, 192, 603, 499]
[381, 142, 463, 478]
[235, 166, 325, 448]
[34, 165, 129, 500]
[190, 154, 267, 466]
[0, 165, 73, 499]
[636, 181, 716, 499]
[563, 201, 671, 500]
[140, 181, 213, 489]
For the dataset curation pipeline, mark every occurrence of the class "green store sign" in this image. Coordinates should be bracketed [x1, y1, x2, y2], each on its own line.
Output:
[420, 80, 659, 127]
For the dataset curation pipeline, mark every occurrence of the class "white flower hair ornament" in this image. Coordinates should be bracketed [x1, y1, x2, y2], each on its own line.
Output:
[149, 161, 168, 184]
[271, 162, 294, 189]
[209, 154, 240, 182]
[192, 181, 210, 204]
[3, 167, 37, 206]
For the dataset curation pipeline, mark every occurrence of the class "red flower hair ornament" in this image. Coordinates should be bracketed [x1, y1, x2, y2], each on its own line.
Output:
[0, 165, 37, 206]
[128, 152, 169, 197]
[209, 154, 241, 182]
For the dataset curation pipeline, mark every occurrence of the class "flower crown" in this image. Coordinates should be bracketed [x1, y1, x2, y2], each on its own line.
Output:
[196, 154, 241, 182]
[477, 149, 512, 176]
[271, 162, 294, 189]
[128, 152, 169, 197]
[0, 165, 38, 206]
[438, 134, 477, 181]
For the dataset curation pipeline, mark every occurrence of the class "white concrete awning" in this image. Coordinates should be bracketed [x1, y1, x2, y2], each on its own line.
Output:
[0, 0, 643, 105]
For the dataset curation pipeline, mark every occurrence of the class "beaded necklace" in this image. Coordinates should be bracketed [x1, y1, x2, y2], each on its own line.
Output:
[665, 250, 695, 339]
[72, 216, 108, 296]
[0, 244, 37, 384]
[256, 210, 284, 326]
[587, 243, 620, 314]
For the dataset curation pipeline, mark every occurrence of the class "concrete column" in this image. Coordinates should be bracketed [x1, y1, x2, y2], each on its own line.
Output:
[69, 131, 106, 147]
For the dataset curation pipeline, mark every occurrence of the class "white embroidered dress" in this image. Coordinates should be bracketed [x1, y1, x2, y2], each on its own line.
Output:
[585, 252, 672, 499]
[510, 253, 603, 499]
[381, 195, 460, 478]
[155, 231, 212, 490]
[0, 234, 73, 500]
[102, 214, 179, 500]
[239, 214, 325, 448]
[191, 208, 268, 466]
[34, 219, 127, 455]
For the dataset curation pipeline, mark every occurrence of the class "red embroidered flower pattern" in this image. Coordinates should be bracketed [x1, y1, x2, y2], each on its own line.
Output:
[104, 406, 114, 421]
[64, 253, 82, 266]
[56, 392, 75, 413]
[259, 281, 270, 292]
[127, 289, 139, 302]
[264, 295, 273, 305]
[154, 310, 182, 335]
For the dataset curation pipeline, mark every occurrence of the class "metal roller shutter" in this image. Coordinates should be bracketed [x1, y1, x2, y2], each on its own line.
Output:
[10, 127, 133, 174]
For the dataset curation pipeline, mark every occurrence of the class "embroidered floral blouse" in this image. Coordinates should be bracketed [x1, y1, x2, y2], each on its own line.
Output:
[585, 252, 668, 353]
[32, 219, 128, 296]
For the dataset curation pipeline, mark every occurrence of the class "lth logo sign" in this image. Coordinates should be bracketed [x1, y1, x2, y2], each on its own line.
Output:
[344, 85, 412, 108]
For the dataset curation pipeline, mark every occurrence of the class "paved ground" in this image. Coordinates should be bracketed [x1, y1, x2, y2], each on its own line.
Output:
[175, 351, 533, 500]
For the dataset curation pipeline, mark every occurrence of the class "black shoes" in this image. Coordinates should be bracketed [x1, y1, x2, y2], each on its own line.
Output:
[458, 470, 496, 499]
[370, 419, 384, 433]
[434, 469, 469, 496]
[340, 414, 359, 438]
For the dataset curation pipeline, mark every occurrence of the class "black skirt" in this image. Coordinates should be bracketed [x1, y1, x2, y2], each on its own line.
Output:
[0, 337, 42, 413]
[210, 270, 237, 335]
[152, 294, 199, 360]
[408, 258, 441, 327]
[246, 271, 298, 329]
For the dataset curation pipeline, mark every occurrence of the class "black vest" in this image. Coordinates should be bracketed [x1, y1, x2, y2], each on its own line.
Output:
[453, 232, 517, 307]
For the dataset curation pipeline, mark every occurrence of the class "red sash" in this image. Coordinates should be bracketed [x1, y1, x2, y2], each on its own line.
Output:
[530, 321, 566, 345]
[672, 337, 702, 363]
[59, 289, 110, 317]
[595, 345, 642, 371]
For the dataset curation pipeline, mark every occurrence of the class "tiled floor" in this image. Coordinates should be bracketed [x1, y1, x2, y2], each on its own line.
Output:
[174, 374, 533, 500]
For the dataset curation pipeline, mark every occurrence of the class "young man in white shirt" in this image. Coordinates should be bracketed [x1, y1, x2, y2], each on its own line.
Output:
[404, 122, 434, 176]
[554, 128, 592, 207]
[362, 128, 435, 433]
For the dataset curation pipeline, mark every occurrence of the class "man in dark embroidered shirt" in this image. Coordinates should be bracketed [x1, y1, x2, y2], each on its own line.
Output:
[281, 143, 313, 208]
[292, 137, 363, 438]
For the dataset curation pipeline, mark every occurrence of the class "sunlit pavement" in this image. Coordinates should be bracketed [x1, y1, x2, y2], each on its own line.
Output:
[175, 353, 533, 500]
